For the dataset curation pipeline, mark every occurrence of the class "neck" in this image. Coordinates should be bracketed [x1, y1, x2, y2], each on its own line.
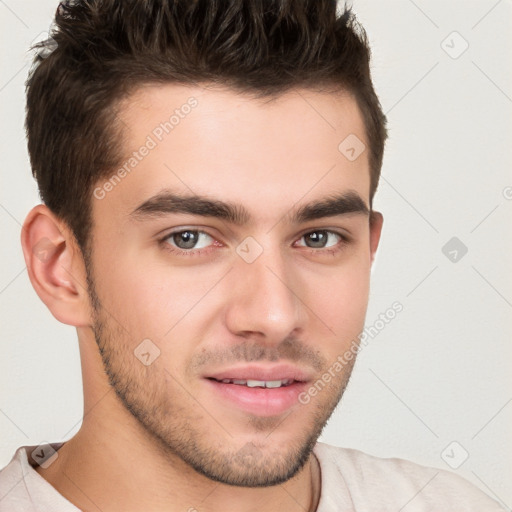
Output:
[34, 398, 321, 512]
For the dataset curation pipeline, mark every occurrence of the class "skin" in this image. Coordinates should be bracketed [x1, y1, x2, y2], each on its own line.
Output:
[21, 84, 383, 512]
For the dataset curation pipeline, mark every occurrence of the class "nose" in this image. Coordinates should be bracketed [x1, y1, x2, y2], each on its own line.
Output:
[223, 246, 307, 344]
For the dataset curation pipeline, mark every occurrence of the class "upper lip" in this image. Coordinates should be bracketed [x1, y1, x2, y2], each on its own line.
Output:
[204, 364, 314, 383]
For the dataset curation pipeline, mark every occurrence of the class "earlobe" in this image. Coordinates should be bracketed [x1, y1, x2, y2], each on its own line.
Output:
[20, 204, 91, 327]
[369, 211, 383, 264]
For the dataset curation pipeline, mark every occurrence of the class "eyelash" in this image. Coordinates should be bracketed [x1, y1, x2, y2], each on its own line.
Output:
[158, 229, 351, 258]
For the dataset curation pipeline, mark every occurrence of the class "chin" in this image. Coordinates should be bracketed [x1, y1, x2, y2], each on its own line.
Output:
[181, 434, 319, 487]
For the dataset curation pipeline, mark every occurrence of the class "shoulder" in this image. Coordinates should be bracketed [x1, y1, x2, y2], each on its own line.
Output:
[0, 444, 78, 512]
[313, 442, 505, 511]
[0, 446, 36, 511]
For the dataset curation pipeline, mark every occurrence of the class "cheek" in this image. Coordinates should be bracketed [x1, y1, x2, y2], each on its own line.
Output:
[302, 261, 371, 339]
[93, 254, 224, 342]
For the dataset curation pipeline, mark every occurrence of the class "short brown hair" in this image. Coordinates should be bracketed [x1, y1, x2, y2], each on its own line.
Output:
[26, 0, 387, 257]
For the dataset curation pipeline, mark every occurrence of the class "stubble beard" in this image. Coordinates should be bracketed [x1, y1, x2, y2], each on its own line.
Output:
[85, 264, 357, 487]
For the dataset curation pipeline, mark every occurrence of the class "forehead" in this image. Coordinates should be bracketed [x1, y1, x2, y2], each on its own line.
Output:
[94, 83, 370, 224]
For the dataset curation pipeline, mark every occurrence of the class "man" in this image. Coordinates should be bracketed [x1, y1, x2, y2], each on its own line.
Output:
[0, 0, 505, 510]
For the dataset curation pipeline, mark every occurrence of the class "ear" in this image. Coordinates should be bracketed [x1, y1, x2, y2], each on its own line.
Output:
[369, 211, 383, 265]
[20, 204, 91, 327]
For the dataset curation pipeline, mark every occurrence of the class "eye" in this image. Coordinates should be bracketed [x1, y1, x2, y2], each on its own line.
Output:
[296, 230, 344, 249]
[164, 230, 214, 250]
[158, 227, 348, 258]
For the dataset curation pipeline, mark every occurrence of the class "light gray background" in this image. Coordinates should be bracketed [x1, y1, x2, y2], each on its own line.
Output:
[1, 0, 511, 508]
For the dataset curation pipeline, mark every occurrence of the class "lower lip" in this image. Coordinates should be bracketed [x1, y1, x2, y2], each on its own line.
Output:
[204, 379, 308, 417]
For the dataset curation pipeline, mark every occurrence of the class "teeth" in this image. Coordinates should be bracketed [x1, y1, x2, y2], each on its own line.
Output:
[265, 380, 284, 388]
[216, 378, 292, 388]
[247, 380, 266, 388]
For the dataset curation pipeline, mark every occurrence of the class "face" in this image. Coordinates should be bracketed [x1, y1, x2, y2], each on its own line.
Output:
[85, 84, 381, 486]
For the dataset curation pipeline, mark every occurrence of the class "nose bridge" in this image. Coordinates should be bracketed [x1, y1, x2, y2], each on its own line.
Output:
[224, 242, 305, 340]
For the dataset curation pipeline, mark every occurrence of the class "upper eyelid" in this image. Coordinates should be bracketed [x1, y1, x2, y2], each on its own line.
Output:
[296, 226, 350, 239]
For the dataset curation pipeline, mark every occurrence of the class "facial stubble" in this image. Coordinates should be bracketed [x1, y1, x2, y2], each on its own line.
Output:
[84, 258, 357, 487]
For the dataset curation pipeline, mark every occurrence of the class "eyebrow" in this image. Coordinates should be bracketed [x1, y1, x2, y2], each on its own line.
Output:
[130, 189, 369, 225]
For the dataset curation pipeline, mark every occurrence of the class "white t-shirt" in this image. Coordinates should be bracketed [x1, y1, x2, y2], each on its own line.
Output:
[0, 442, 505, 511]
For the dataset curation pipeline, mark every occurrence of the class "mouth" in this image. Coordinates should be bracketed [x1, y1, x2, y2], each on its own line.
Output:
[207, 377, 296, 389]
[203, 365, 311, 417]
